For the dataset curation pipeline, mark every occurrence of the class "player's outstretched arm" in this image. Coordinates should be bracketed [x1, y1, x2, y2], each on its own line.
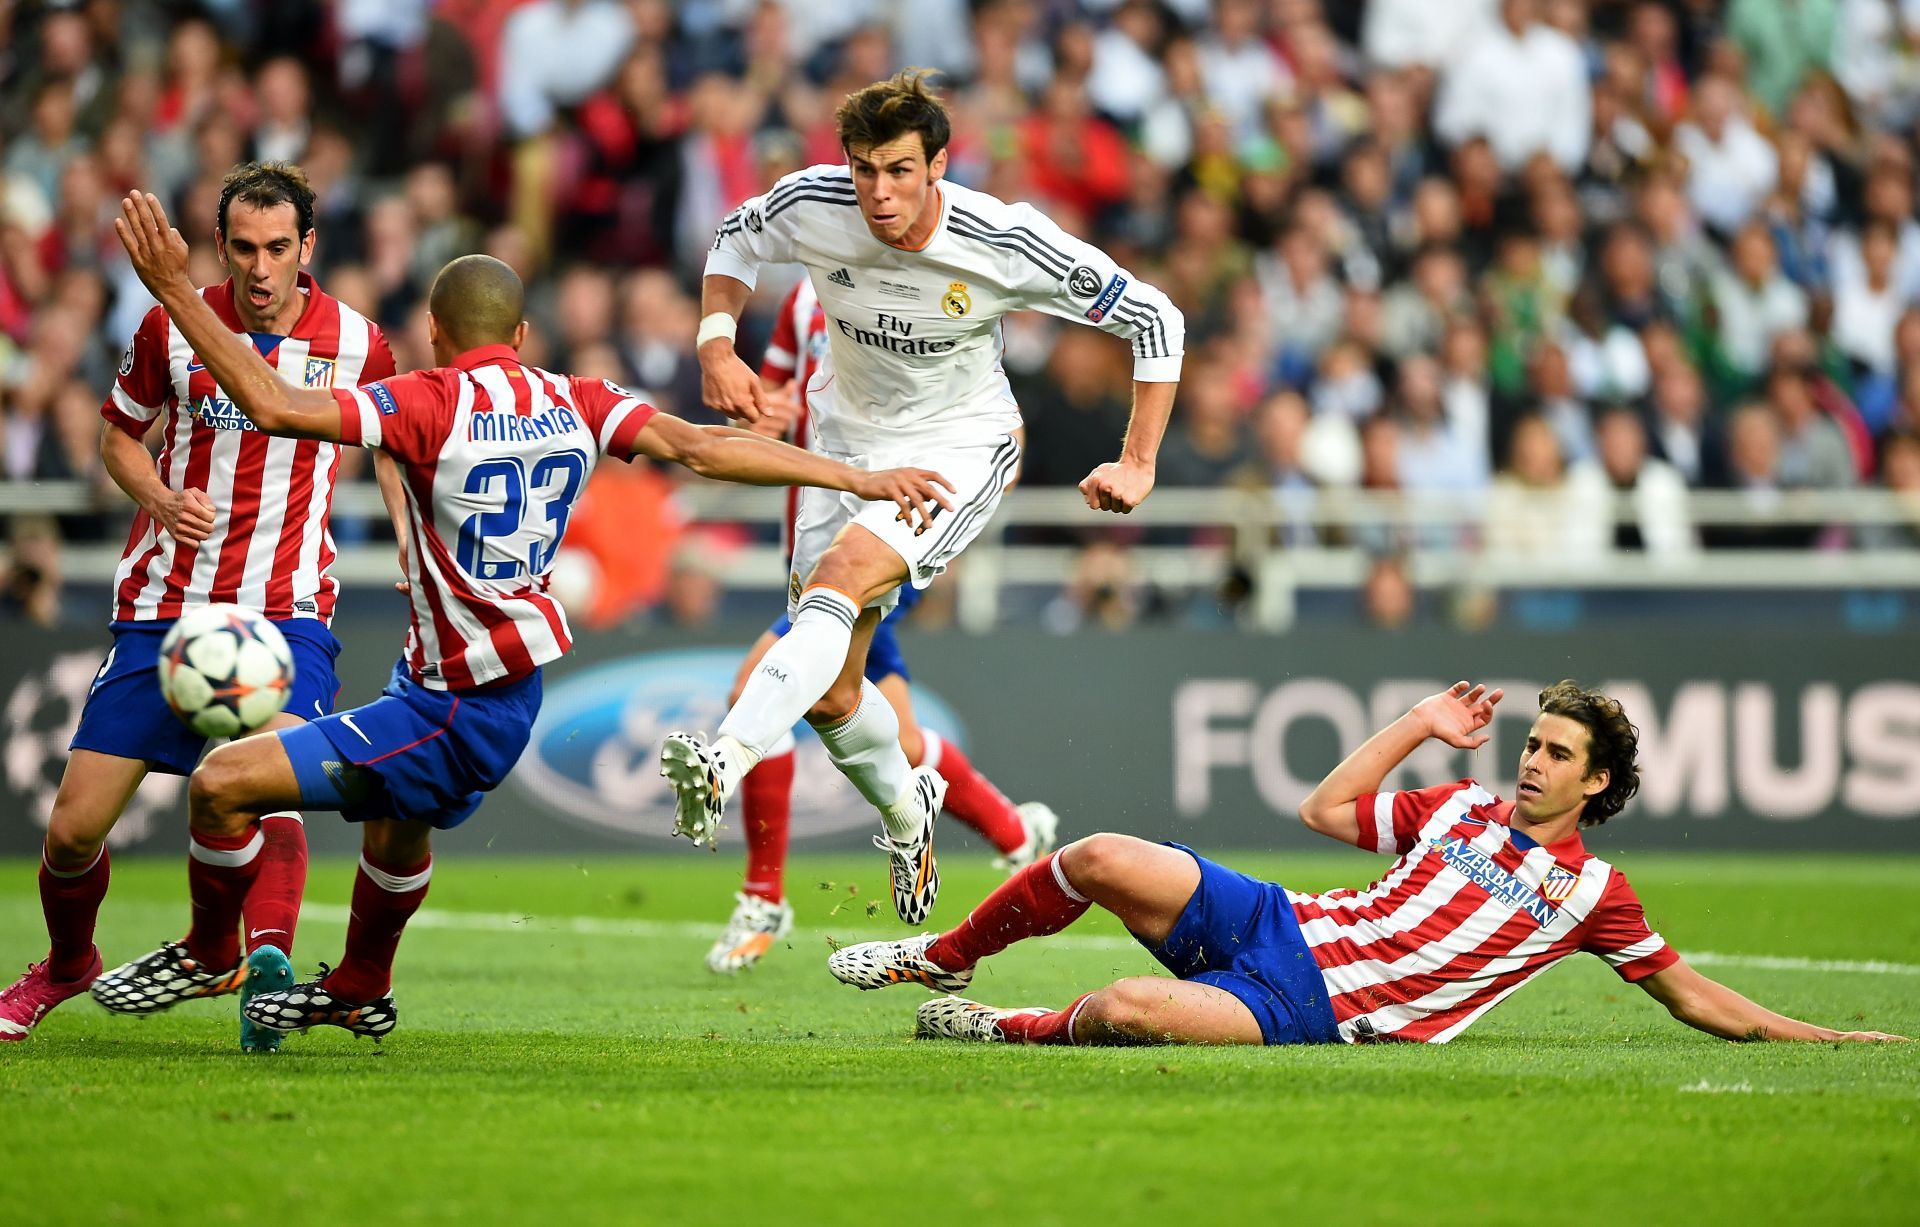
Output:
[112, 191, 344, 442]
[1298, 681, 1504, 847]
[1638, 959, 1906, 1042]
[631, 414, 956, 531]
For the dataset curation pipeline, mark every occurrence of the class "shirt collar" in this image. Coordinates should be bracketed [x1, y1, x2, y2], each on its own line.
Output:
[452, 344, 522, 371]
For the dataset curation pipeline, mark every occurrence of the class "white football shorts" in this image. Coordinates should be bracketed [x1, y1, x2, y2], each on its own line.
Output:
[787, 432, 1021, 617]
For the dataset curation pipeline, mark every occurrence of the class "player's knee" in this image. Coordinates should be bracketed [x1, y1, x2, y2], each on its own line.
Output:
[187, 747, 252, 834]
[362, 820, 430, 867]
[43, 802, 108, 868]
[1080, 979, 1163, 1036]
[1060, 833, 1138, 896]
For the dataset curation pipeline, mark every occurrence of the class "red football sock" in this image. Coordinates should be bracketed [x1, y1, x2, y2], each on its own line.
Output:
[39, 843, 110, 982]
[186, 826, 263, 971]
[923, 733, 1025, 855]
[995, 993, 1095, 1046]
[925, 851, 1091, 971]
[242, 812, 308, 956]
[323, 852, 432, 1003]
[740, 748, 796, 903]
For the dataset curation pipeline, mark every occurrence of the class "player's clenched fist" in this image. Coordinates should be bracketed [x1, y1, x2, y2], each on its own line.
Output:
[698, 341, 767, 425]
[150, 487, 217, 545]
[863, 467, 956, 534]
[1080, 458, 1155, 514]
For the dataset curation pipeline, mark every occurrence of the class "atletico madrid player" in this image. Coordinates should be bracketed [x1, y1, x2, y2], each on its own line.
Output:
[829, 681, 1905, 1047]
[0, 163, 395, 1051]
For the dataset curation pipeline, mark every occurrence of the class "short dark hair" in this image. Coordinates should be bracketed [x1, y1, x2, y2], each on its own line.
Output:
[1538, 681, 1640, 827]
[217, 161, 315, 238]
[427, 254, 524, 352]
[836, 69, 950, 161]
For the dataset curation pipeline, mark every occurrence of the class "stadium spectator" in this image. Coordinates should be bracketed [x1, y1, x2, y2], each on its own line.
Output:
[1435, 0, 1590, 174]
[1571, 403, 1698, 560]
[1648, 357, 1729, 488]
[1485, 413, 1604, 562]
[1711, 220, 1811, 383]
[1675, 74, 1780, 238]
[1727, 0, 1839, 118]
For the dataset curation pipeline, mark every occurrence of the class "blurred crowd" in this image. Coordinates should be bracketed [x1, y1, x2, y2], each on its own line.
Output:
[3, 0, 1920, 630]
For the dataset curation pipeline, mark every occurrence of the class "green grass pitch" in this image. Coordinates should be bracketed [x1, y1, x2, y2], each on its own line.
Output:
[2, 850, 1916, 1225]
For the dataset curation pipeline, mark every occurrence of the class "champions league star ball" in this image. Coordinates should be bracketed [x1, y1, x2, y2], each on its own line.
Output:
[157, 604, 295, 738]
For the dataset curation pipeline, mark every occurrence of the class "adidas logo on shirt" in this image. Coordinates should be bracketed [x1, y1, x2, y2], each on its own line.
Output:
[827, 267, 856, 289]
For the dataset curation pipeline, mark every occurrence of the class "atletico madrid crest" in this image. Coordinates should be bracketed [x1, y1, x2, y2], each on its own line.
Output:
[1540, 866, 1579, 904]
[303, 357, 336, 388]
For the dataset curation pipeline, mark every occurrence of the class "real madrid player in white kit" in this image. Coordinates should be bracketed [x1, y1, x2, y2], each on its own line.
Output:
[661, 71, 1185, 924]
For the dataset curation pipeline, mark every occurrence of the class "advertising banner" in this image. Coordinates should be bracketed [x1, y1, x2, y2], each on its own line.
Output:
[3, 622, 1915, 856]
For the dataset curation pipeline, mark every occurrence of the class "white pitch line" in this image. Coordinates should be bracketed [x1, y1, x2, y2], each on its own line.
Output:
[297, 904, 1920, 975]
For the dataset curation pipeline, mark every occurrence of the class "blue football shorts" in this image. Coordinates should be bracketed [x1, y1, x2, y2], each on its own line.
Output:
[276, 658, 542, 829]
[1136, 843, 1343, 1046]
[70, 618, 342, 776]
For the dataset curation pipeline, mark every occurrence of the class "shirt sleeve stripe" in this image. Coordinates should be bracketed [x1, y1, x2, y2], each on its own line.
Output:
[333, 387, 380, 448]
[1369, 791, 1397, 853]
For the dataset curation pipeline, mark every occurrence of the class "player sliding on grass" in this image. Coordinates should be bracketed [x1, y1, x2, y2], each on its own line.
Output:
[707, 277, 1057, 973]
[660, 69, 1182, 927]
[830, 681, 1906, 1046]
[96, 190, 952, 1044]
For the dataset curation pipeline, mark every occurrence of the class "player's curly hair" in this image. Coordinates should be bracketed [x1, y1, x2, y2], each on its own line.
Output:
[1538, 681, 1640, 827]
[836, 69, 950, 160]
[217, 161, 315, 238]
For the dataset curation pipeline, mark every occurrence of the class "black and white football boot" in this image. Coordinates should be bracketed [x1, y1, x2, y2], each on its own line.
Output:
[90, 940, 245, 1016]
[240, 966, 397, 1041]
[875, 767, 946, 925]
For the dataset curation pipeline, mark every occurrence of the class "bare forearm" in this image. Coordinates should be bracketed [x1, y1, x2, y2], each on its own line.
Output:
[689, 431, 858, 491]
[1119, 380, 1177, 466]
[100, 425, 168, 511]
[373, 453, 409, 539]
[1301, 711, 1431, 816]
[700, 274, 751, 321]
[1676, 984, 1839, 1042]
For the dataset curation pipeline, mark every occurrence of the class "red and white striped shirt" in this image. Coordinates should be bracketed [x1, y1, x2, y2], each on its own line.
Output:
[760, 278, 826, 555]
[101, 274, 394, 624]
[333, 345, 656, 690]
[1293, 779, 1678, 1044]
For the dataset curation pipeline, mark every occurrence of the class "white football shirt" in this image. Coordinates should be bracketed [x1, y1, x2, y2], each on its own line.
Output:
[707, 164, 1185, 454]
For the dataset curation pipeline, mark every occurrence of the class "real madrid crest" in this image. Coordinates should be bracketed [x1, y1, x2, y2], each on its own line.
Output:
[941, 282, 971, 318]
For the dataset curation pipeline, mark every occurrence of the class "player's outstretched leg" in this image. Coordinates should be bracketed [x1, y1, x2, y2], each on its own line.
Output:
[244, 819, 429, 1043]
[829, 835, 1197, 988]
[2, 751, 143, 1040]
[91, 739, 309, 1017]
[917, 980, 1263, 1046]
[663, 587, 880, 844]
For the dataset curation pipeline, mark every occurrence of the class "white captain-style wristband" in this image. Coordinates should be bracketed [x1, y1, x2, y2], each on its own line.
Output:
[696, 312, 739, 348]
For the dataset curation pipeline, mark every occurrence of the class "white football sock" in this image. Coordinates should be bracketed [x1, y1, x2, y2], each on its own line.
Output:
[718, 586, 860, 757]
[815, 677, 919, 839]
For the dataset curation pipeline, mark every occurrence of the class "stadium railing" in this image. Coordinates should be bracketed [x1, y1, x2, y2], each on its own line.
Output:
[5, 481, 1916, 631]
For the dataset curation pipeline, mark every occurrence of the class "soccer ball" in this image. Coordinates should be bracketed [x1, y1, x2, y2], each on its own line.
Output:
[157, 604, 296, 738]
